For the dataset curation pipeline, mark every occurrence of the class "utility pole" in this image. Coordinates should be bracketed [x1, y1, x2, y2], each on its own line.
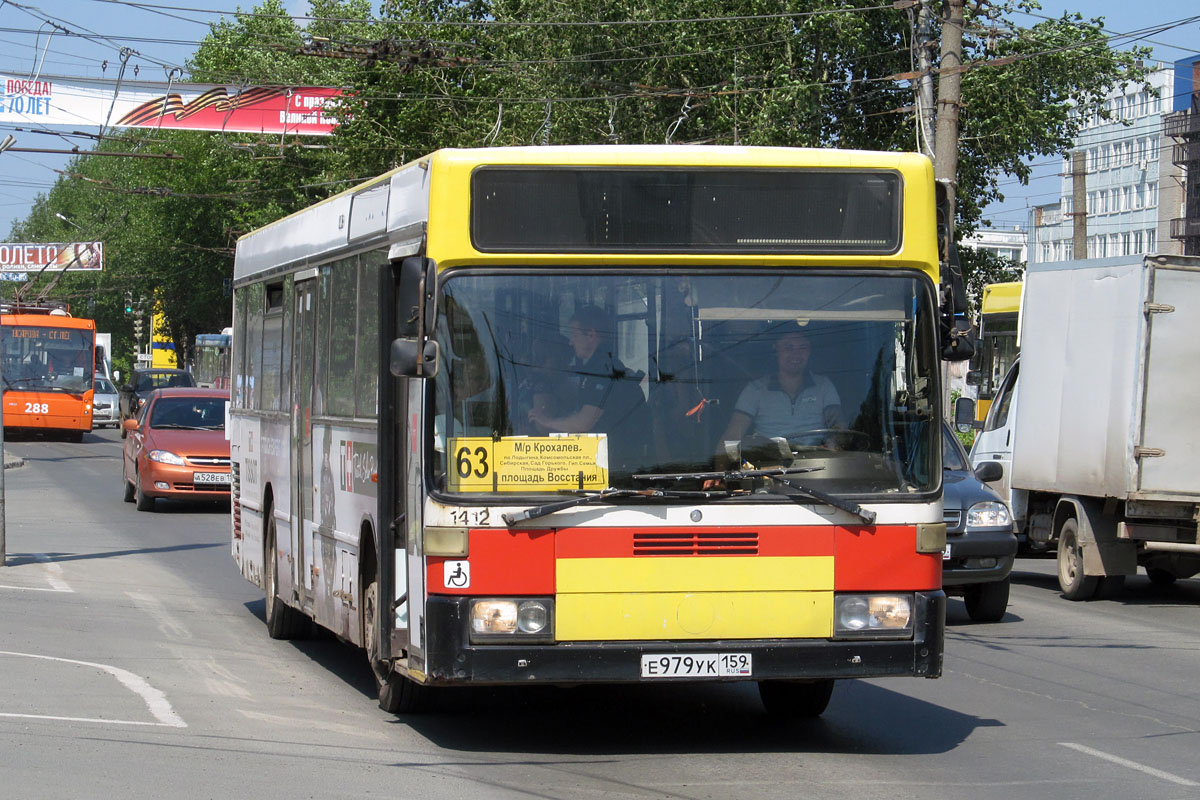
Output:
[1070, 150, 1088, 257]
[933, 0, 965, 241]
[915, 0, 938, 159]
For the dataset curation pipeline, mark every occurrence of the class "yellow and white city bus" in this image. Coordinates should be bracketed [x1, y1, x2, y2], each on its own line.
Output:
[970, 281, 1022, 422]
[230, 145, 971, 717]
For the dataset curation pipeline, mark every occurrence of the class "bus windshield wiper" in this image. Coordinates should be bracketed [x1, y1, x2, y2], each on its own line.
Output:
[633, 465, 823, 486]
[764, 473, 876, 524]
[502, 487, 717, 526]
[634, 465, 875, 524]
[152, 424, 205, 430]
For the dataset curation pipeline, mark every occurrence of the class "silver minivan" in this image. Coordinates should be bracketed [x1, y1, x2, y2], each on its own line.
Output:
[92, 373, 121, 428]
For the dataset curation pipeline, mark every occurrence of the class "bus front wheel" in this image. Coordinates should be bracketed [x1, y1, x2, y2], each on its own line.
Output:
[364, 578, 428, 714]
[264, 515, 309, 639]
[758, 679, 836, 718]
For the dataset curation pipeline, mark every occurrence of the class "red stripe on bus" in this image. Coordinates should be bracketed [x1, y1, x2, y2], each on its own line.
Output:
[833, 526, 941, 590]
[555, 527, 835, 558]
[426, 529, 555, 595]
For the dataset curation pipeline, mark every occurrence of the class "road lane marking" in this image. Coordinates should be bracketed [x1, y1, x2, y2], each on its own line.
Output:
[0, 553, 73, 593]
[0, 712, 177, 727]
[0, 651, 186, 728]
[1059, 743, 1199, 787]
[34, 553, 72, 592]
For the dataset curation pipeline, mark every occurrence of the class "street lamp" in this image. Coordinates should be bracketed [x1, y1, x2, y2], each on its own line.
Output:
[55, 212, 83, 230]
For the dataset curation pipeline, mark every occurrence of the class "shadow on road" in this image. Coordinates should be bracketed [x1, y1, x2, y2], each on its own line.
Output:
[4, 541, 225, 565]
[393, 679, 996, 756]
[1011, 566, 1200, 607]
[238, 598, 995, 756]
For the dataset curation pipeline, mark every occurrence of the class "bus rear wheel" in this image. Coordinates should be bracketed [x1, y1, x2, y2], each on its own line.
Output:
[364, 578, 427, 714]
[758, 679, 836, 718]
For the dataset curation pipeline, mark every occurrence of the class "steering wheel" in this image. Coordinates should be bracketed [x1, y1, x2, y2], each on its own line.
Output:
[784, 428, 872, 451]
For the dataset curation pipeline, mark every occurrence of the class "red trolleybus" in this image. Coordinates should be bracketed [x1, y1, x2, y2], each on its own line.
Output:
[230, 146, 971, 717]
[2, 303, 96, 441]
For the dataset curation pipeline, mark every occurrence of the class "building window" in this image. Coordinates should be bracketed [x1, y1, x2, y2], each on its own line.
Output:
[1042, 243, 1051, 262]
[1149, 182, 1158, 207]
[1149, 228, 1157, 251]
[1063, 241, 1073, 260]
[1134, 230, 1144, 252]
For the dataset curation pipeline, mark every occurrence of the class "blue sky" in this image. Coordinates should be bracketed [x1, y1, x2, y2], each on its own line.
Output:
[1, 1, 1198, 238]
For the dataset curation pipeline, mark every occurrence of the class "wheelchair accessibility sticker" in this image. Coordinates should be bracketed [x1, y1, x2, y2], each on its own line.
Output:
[444, 561, 470, 589]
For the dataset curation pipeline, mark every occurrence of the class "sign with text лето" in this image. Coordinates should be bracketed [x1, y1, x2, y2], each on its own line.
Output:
[1, 74, 342, 136]
[0, 242, 104, 271]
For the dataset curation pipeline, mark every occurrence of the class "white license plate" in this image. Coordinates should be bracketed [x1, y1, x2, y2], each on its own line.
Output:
[943, 543, 952, 560]
[193, 472, 231, 485]
[641, 653, 752, 678]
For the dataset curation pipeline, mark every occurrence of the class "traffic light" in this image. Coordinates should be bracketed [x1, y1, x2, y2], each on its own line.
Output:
[134, 317, 144, 338]
[124, 291, 133, 315]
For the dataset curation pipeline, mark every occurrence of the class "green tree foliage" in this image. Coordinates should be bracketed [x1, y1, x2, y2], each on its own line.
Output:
[6, 0, 1148, 357]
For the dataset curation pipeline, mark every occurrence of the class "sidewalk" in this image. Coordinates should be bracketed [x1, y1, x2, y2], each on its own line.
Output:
[3, 450, 23, 469]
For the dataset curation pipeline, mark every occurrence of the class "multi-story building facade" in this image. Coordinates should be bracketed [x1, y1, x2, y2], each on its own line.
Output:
[961, 226, 1027, 264]
[1028, 64, 1177, 264]
[1164, 55, 1200, 255]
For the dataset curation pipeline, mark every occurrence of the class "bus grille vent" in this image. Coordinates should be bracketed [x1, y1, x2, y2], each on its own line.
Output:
[632, 531, 758, 556]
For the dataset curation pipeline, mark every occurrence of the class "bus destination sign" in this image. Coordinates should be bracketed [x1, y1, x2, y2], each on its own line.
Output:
[448, 434, 609, 492]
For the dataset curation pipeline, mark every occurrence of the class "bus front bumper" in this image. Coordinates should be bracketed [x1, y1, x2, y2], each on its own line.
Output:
[417, 590, 945, 685]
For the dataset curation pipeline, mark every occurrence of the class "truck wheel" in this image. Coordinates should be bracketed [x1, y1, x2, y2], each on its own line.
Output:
[964, 577, 1010, 622]
[264, 515, 310, 640]
[758, 679, 836, 718]
[1057, 518, 1098, 600]
[364, 578, 428, 714]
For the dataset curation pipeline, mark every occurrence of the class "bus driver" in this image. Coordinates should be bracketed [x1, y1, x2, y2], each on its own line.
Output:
[716, 328, 844, 454]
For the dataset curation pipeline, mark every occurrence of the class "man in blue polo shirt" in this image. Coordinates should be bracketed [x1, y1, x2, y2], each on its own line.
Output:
[716, 328, 843, 451]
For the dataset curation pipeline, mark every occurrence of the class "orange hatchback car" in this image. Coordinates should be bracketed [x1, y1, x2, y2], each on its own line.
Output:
[122, 387, 231, 511]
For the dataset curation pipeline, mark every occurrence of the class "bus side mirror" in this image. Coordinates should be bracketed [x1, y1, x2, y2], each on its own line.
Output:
[390, 338, 439, 378]
[954, 396, 976, 430]
[396, 256, 438, 340]
[965, 370, 981, 387]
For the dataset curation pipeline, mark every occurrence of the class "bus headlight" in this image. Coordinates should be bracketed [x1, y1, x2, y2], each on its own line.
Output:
[834, 594, 913, 638]
[148, 450, 186, 465]
[469, 598, 554, 642]
[966, 502, 1011, 528]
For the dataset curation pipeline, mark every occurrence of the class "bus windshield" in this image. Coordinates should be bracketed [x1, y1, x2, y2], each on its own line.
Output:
[430, 270, 939, 498]
[1, 325, 94, 393]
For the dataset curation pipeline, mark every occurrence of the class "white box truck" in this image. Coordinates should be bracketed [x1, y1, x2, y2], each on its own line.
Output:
[969, 254, 1200, 599]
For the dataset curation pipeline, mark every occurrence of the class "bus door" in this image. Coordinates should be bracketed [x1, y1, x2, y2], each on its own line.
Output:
[291, 277, 318, 612]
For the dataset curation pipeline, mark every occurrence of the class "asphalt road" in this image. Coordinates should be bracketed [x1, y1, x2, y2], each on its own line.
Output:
[1, 430, 1198, 800]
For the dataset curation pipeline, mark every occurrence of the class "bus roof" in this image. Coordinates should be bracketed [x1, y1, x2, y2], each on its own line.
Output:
[1, 313, 96, 330]
[980, 282, 1022, 316]
[234, 145, 939, 285]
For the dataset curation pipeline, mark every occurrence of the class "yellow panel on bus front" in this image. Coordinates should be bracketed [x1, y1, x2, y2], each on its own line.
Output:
[556, 590, 833, 641]
[556, 555, 834, 593]
[555, 555, 834, 641]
